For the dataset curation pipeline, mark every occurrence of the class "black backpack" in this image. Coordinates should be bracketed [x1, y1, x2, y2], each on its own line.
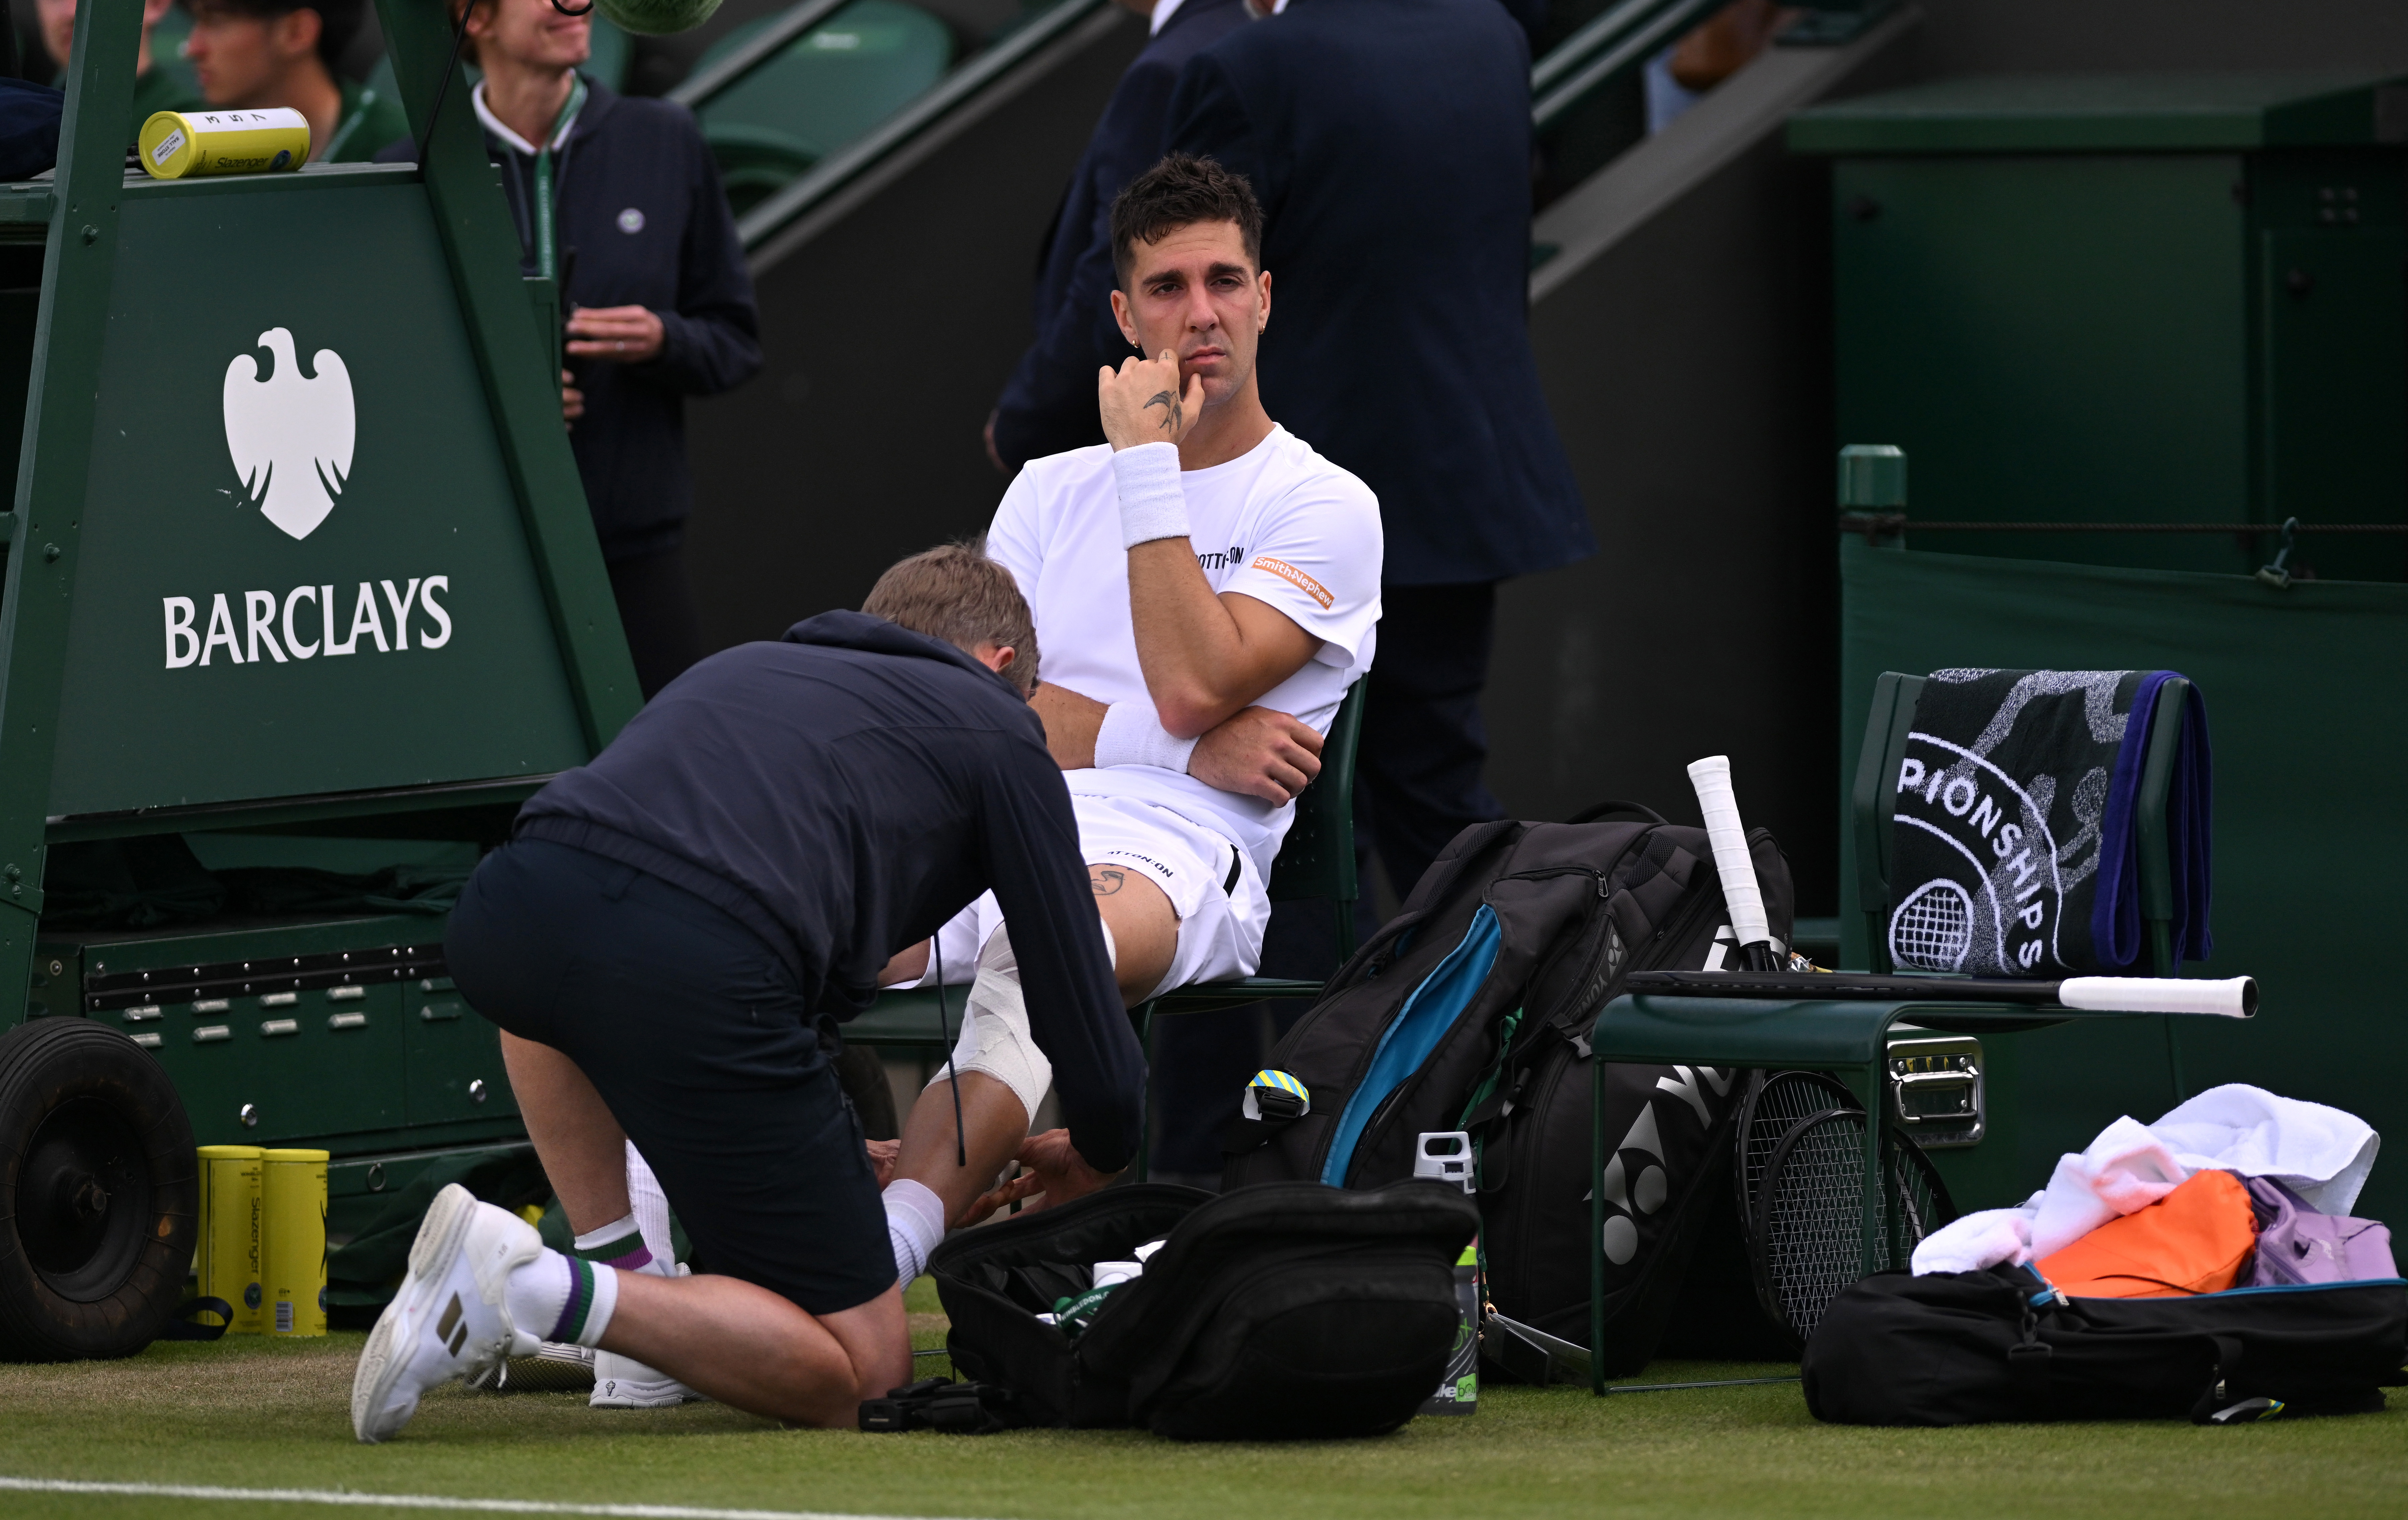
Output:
[930, 1181, 1478, 1441]
[1221, 806, 1793, 1373]
[1804, 1265, 2408, 1425]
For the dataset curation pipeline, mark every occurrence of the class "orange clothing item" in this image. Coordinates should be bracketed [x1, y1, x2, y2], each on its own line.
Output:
[2036, 1169, 2258, 1299]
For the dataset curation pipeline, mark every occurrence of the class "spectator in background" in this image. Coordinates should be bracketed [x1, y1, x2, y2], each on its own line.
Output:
[37, 0, 200, 138]
[183, 0, 405, 160]
[1169, 0, 1589, 910]
[985, 0, 1248, 472]
[378, 0, 759, 700]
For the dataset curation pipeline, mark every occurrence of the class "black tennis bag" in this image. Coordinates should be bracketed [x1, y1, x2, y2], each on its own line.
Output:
[930, 1181, 1478, 1441]
[1804, 1264, 2408, 1425]
[1222, 806, 1792, 1373]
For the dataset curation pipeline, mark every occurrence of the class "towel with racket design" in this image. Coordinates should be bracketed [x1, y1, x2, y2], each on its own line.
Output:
[1889, 668, 2211, 976]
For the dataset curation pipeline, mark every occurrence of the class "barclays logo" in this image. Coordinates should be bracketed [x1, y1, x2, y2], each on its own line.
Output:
[223, 327, 354, 541]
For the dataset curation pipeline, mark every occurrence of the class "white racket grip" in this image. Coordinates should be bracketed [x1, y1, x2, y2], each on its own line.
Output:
[1685, 755, 1772, 951]
[2058, 976, 2257, 1018]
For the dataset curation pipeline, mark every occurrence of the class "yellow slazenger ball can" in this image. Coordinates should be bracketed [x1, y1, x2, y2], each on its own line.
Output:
[137, 107, 310, 180]
[261, 1148, 330, 1336]
[194, 1145, 267, 1334]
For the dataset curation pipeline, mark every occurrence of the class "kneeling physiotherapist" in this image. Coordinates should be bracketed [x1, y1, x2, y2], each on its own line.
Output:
[351, 545, 1142, 1440]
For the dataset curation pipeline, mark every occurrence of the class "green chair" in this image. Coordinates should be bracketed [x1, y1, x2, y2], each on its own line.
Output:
[842, 683, 1365, 1172]
[691, 0, 951, 206]
[1581, 671, 2198, 1391]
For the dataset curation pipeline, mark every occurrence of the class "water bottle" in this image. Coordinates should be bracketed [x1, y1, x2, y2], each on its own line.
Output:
[1414, 1131, 1480, 1416]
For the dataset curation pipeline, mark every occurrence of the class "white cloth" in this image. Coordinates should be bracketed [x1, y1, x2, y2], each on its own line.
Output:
[935, 924, 1052, 1120]
[622, 1143, 677, 1274]
[1910, 1084, 2380, 1276]
[919, 793, 1268, 1000]
[987, 426, 1383, 883]
[1148, 0, 1185, 32]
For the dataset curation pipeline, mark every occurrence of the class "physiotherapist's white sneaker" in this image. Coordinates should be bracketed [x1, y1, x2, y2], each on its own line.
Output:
[591, 1263, 702, 1408]
[590, 1349, 701, 1408]
[351, 1184, 544, 1442]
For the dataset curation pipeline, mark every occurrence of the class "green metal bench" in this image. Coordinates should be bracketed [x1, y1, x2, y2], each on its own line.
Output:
[844, 682, 1364, 1177]
[1583, 669, 2196, 1391]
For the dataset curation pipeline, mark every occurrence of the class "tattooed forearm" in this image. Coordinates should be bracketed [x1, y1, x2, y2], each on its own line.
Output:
[1144, 388, 1182, 435]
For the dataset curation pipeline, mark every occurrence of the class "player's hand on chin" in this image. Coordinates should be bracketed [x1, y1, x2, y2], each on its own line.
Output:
[1097, 348, 1204, 452]
[1191, 706, 1323, 803]
[959, 1129, 1119, 1225]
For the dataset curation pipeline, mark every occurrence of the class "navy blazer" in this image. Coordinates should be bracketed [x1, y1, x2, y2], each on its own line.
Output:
[1166, 0, 1591, 585]
[990, 0, 1250, 471]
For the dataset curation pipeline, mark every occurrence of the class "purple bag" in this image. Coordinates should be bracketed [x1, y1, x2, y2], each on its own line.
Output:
[2242, 1176, 2399, 1286]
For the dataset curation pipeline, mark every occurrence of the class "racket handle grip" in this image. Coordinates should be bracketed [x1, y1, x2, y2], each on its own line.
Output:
[2058, 976, 2257, 1018]
[1686, 754, 1774, 954]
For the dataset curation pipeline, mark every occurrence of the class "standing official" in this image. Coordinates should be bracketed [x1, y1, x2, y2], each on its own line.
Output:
[382, 0, 762, 698]
[986, 0, 1248, 472]
[1166, 0, 1590, 902]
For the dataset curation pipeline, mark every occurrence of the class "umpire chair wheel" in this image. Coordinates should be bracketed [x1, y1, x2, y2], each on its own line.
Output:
[0, 1018, 197, 1361]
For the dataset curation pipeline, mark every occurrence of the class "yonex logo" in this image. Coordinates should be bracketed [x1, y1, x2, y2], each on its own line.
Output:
[1593, 1067, 1729, 1267]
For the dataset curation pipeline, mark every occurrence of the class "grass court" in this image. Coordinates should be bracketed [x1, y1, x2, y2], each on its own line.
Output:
[0, 1281, 2400, 1520]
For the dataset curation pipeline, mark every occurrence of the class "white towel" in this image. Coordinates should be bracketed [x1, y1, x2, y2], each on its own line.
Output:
[1909, 1084, 2379, 1275]
[2149, 1083, 2378, 1217]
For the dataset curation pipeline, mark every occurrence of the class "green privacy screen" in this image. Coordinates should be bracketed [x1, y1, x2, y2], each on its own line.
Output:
[1838, 534, 2408, 1221]
[50, 172, 590, 817]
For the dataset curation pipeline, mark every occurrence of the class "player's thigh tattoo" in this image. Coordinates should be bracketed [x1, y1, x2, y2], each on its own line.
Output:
[1089, 866, 1127, 896]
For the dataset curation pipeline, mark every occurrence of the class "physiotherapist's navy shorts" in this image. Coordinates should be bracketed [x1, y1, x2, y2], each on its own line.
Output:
[446, 838, 894, 1315]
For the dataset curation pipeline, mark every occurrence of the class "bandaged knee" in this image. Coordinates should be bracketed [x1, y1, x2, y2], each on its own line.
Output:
[929, 924, 1054, 1124]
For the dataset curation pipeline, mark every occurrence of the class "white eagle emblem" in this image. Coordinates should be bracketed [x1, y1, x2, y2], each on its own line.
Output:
[223, 327, 355, 541]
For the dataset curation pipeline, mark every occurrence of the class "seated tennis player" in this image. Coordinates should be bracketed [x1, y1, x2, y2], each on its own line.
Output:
[878, 152, 1383, 1281]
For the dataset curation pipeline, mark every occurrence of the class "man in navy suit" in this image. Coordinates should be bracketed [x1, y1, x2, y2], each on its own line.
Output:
[1165, 0, 1591, 903]
[987, 0, 1251, 470]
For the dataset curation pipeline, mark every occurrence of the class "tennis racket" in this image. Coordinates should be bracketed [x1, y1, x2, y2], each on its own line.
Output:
[1627, 970, 2257, 1019]
[1685, 755, 1781, 972]
[1729, 1070, 1860, 1248]
[1749, 1108, 1958, 1349]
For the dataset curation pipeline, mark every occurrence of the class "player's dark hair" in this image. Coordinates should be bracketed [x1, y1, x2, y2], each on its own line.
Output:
[1110, 153, 1264, 290]
[862, 541, 1041, 697]
[191, 0, 368, 72]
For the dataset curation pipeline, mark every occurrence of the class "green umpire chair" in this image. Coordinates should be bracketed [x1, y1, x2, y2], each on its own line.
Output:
[841, 682, 1365, 1176]
[1581, 670, 2200, 1390]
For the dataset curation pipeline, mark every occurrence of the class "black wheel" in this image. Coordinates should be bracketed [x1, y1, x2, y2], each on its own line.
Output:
[1729, 1070, 1859, 1246]
[0, 1018, 197, 1360]
[1748, 1108, 1958, 1352]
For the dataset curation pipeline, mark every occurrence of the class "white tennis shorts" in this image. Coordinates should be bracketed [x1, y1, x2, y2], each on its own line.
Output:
[916, 793, 1269, 1000]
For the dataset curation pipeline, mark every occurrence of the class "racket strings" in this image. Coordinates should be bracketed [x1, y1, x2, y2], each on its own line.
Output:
[1751, 1108, 1960, 1346]
[1734, 1071, 1859, 1240]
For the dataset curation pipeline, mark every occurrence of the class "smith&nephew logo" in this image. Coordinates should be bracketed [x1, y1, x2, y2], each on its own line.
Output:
[223, 326, 354, 541]
[161, 326, 455, 671]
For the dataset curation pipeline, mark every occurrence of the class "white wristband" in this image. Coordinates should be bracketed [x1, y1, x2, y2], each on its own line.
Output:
[1093, 700, 1198, 773]
[1110, 442, 1189, 548]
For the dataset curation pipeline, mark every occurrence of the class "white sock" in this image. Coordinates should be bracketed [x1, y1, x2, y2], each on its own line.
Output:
[625, 1143, 678, 1275]
[884, 1178, 946, 1284]
[504, 1247, 622, 1348]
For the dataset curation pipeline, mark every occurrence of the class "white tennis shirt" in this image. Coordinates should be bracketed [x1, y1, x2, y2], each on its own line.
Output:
[987, 424, 1384, 879]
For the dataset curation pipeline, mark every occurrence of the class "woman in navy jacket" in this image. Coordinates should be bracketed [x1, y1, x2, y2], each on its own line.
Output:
[382, 0, 762, 697]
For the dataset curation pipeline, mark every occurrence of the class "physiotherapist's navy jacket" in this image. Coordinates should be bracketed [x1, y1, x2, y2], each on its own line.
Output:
[515, 611, 1144, 1172]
